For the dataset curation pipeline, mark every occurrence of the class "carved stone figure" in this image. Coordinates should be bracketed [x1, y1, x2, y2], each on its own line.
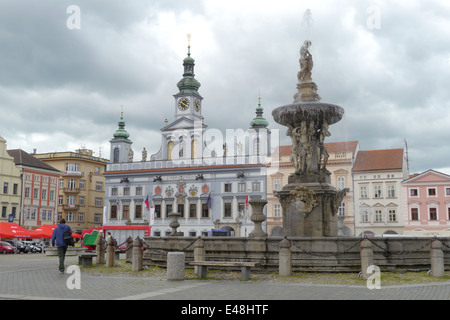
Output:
[142, 147, 147, 161]
[128, 149, 134, 162]
[299, 40, 313, 82]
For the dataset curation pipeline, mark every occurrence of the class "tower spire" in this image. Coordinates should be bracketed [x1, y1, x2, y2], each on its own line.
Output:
[250, 95, 269, 129]
[176, 33, 201, 95]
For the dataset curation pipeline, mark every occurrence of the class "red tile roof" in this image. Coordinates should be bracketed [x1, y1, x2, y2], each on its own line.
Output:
[353, 149, 404, 172]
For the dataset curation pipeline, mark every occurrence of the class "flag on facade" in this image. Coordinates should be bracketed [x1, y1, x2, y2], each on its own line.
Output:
[115, 199, 120, 212]
[144, 194, 150, 211]
[206, 193, 211, 209]
[102, 206, 108, 225]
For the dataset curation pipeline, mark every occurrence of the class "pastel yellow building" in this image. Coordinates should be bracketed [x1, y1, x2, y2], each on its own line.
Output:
[34, 149, 108, 233]
[0, 136, 22, 224]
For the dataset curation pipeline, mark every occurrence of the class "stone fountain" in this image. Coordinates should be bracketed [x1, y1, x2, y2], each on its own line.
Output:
[273, 40, 348, 237]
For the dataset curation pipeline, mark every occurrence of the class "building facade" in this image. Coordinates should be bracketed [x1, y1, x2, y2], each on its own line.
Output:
[402, 169, 450, 237]
[352, 148, 409, 236]
[104, 44, 271, 237]
[34, 148, 108, 233]
[0, 137, 22, 224]
[266, 141, 359, 236]
[7, 149, 60, 230]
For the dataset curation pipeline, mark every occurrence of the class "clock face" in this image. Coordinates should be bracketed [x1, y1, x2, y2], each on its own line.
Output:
[194, 98, 201, 111]
[178, 98, 189, 111]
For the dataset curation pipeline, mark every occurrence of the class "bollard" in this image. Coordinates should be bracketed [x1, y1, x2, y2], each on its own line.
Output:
[126, 236, 133, 263]
[359, 239, 374, 280]
[132, 237, 144, 272]
[106, 236, 115, 267]
[96, 236, 105, 265]
[279, 237, 292, 276]
[193, 237, 205, 274]
[430, 239, 445, 277]
[167, 252, 185, 281]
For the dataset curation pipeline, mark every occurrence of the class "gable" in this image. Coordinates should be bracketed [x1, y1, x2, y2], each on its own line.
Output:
[405, 169, 450, 184]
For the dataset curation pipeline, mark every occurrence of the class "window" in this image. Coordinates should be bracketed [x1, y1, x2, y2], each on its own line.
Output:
[201, 203, 209, 218]
[387, 185, 395, 198]
[375, 210, 383, 222]
[41, 210, 47, 220]
[66, 212, 75, 222]
[274, 204, 281, 217]
[25, 187, 30, 198]
[94, 214, 102, 223]
[428, 188, 437, 196]
[189, 203, 197, 218]
[429, 208, 437, 220]
[135, 204, 142, 219]
[123, 187, 130, 196]
[374, 185, 382, 198]
[448, 207, 450, 220]
[79, 180, 85, 189]
[59, 179, 64, 188]
[167, 141, 174, 160]
[388, 209, 397, 222]
[410, 189, 418, 197]
[154, 204, 161, 218]
[252, 181, 260, 192]
[33, 188, 39, 199]
[360, 185, 368, 199]
[96, 182, 103, 191]
[13, 184, 18, 195]
[49, 190, 55, 201]
[41, 189, 47, 200]
[58, 196, 63, 205]
[166, 204, 172, 218]
[113, 148, 119, 163]
[46, 210, 52, 221]
[224, 202, 232, 218]
[446, 188, 450, 196]
[1, 206, 6, 218]
[337, 177, 345, 190]
[338, 203, 345, 216]
[66, 163, 79, 172]
[362, 210, 369, 223]
[79, 196, 85, 206]
[122, 204, 129, 219]
[68, 179, 76, 189]
[411, 208, 418, 220]
[177, 204, 184, 218]
[78, 212, 84, 222]
[111, 187, 118, 196]
[238, 183, 246, 193]
[136, 186, 143, 196]
[273, 179, 281, 192]
[95, 197, 102, 207]
[67, 195, 76, 205]
[224, 183, 232, 192]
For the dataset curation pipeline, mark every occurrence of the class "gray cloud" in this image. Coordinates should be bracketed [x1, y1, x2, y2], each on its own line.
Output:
[1, 0, 449, 174]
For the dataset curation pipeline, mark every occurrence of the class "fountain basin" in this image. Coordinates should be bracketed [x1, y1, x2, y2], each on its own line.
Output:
[272, 102, 344, 128]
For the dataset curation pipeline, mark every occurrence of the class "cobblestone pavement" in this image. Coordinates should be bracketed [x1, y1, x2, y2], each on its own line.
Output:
[1, 254, 449, 303]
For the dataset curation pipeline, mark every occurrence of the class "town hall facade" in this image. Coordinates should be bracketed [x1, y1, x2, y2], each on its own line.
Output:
[103, 43, 272, 237]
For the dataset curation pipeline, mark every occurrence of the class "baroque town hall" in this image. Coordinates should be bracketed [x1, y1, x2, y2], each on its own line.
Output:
[104, 43, 272, 237]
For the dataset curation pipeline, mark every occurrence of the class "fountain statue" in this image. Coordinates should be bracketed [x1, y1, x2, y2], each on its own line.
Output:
[272, 40, 348, 237]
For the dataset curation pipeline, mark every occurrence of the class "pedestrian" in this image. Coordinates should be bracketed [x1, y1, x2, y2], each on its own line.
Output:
[51, 218, 73, 273]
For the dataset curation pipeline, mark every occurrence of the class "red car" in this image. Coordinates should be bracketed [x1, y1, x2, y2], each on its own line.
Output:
[0, 241, 15, 254]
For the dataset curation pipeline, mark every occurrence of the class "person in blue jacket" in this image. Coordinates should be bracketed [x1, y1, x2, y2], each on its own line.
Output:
[51, 219, 72, 273]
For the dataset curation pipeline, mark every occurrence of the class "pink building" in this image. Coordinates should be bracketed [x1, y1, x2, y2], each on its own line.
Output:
[402, 169, 450, 237]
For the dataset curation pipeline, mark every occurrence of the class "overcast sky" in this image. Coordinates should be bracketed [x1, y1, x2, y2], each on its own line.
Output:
[1, 0, 449, 175]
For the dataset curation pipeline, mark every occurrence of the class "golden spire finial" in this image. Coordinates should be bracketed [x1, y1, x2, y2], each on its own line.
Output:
[187, 33, 191, 56]
[120, 105, 124, 118]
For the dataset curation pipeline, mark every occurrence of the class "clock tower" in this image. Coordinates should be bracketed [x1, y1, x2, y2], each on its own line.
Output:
[173, 34, 203, 122]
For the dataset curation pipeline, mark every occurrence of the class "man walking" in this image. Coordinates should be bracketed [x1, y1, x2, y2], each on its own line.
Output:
[51, 219, 73, 273]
